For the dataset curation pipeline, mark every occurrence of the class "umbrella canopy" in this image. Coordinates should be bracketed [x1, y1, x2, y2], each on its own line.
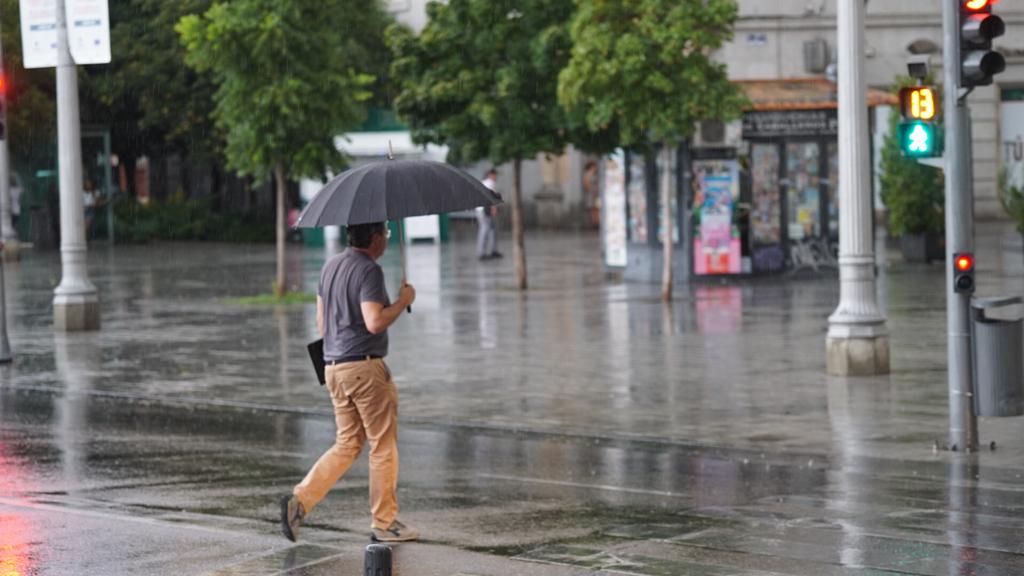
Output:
[295, 159, 502, 228]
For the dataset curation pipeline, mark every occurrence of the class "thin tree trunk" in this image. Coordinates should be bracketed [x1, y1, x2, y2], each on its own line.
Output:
[274, 162, 287, 297]
[661, 142, 673, 301]
[512, 158, 527, 290]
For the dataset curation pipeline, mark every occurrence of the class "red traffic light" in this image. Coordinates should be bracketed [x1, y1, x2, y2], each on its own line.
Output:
[964, 0, 996, 10]
[956, 254, 974, 272]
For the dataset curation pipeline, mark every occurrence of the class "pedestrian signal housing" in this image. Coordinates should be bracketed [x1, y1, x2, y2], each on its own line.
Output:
[960, 0, 1006, 88]
[900, 87, 937, 121]
[898, 121, 941, 158]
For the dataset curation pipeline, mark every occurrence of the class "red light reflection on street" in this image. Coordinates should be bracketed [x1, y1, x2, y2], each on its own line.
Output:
[0, 444, 34, 576]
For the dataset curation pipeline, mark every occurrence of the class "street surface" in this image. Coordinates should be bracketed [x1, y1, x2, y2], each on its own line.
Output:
[2, 227, 1024, 575]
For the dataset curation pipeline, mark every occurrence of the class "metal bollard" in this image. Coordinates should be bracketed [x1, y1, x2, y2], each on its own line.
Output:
[364, 544, 392, 576]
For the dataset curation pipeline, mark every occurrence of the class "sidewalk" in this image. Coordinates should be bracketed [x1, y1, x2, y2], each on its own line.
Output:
[1, 226, 1024, 575]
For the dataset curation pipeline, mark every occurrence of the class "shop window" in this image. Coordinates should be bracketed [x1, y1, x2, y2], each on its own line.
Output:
[655, 149, 679, 244]
[750, 143, 781, 245]
[786, 142, 821, 240]
[627, 152, 648, 244]
[828, 141, 839, 241]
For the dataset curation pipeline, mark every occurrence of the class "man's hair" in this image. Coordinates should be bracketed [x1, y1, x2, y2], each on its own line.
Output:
[347, 222, 386, 248]
[486, 168, 497, 178]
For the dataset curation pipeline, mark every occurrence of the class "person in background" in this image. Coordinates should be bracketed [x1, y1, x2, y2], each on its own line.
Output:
[476, 168, 502, 260]
[9, 177, 20, 234]
[583, 160, 600, 228]
[83, 180, 98, 239]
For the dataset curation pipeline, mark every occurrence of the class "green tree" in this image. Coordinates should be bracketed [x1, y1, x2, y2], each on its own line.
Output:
[389, 0, 579, 290]
[1, 0, 57, 181]
[85, 1, 219, 163]
[558, 0, 746, 300]
[879, 78, 944, 237]
[178, 0, 377, 295]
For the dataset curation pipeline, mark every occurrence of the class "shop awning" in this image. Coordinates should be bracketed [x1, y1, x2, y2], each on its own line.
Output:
[737, 78, 897, 111]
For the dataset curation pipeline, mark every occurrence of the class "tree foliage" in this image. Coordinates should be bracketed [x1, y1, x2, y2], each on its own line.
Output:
[557, 0, 746, 147]
[389, 0, 581, 165]
[85, 0, 219, 160]
[177, 0, 377, 182]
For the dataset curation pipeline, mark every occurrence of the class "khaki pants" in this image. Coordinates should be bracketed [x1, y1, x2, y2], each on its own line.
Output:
[293, 358, 399, 530]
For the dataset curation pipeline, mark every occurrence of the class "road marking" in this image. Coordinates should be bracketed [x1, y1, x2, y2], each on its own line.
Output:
[477, 473, 689, 499]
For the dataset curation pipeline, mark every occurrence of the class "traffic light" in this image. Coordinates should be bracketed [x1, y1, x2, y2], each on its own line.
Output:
[0, 73, 6, 141]
[959, 0, 1005, 88]
[898, 121, 941, 158]
[899, 87, 937, 121]
[954, 253, 975, 293]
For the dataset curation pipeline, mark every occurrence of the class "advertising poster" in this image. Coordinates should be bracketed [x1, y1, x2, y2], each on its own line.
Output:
[602, 150, 628, 267]
[750, 143, 781, 245]
[692, 159, 741, 275]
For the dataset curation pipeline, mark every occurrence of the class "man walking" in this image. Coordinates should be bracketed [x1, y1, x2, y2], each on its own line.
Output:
[476, 168, 502, 260]
[281, 222, 419, 543]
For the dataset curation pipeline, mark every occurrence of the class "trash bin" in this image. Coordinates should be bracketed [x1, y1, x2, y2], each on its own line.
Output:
[972, 296, 1024, 417]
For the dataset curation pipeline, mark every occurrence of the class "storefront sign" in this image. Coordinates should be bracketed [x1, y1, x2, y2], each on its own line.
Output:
[602, 150, 628, 268]
[742, 109, 838, 139]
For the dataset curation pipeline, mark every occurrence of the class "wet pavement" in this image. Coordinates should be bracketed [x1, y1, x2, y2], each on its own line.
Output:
[2, 225, 1024, 575]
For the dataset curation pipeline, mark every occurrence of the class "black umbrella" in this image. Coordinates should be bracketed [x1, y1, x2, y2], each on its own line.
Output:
[295, 158, 503, 310]
[295, 159, 502, 228]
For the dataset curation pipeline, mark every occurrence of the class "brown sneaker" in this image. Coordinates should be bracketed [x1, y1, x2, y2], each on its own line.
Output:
[371, 520, 420, 542]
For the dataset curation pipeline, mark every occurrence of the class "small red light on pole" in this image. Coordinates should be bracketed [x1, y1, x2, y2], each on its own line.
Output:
[965, 0, 991, 10]
[956, 255, 974, 271]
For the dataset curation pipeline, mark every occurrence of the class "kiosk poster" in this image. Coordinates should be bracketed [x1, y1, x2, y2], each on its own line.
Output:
[692, 159, 741, 275]
[602, 150, 628, 268]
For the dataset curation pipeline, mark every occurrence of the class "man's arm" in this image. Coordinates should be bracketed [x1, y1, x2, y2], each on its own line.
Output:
[362, 283, 415, 335]
[316, 295, 324, 337]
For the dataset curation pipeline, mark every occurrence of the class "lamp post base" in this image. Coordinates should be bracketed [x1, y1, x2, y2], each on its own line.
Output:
[54, 294, 100, 332]
[827, 335, 890, 376]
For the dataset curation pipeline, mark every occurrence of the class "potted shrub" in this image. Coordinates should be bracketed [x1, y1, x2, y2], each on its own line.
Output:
[998, 166, 1024, 263]
[879, 83, 944, 262]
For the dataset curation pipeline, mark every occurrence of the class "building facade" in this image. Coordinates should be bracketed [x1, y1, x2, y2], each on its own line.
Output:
[381, 0, 1024, 230]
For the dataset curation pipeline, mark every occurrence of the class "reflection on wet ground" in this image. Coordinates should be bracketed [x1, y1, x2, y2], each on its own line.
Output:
[1, 227, 1024, 574]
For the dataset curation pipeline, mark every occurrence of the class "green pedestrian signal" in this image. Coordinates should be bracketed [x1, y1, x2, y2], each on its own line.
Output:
[898, 121, 941, 158]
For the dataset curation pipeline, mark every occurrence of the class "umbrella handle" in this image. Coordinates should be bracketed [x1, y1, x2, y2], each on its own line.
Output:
[399, 221, 412, 314]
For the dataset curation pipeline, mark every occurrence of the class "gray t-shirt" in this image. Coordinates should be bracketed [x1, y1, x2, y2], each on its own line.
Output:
[319, 248, 390, 360]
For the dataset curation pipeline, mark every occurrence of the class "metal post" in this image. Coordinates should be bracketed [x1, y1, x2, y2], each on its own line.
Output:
[0, 2, 15, 250]
[0, 244, 11, 363]
[52, 0, 99, 331]
[826, 0, 889, 376]
[943, 0, 977, 451]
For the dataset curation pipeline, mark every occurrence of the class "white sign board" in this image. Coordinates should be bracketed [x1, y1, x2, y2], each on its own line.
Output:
[19, 0, 110, 69]
[602, 150, 628, 268]
[1001, 101, 1024, 191]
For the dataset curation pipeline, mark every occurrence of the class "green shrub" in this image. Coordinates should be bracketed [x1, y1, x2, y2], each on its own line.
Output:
[998, 167, 1024, 234]
[114, 195, 275, 244]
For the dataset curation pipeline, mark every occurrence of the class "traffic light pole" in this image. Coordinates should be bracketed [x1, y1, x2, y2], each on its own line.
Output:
[943, 0, 978, 452]
[0, 3, 15, 252]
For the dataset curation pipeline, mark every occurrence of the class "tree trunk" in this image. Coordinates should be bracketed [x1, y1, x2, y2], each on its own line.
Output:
[274, 162, 287, 297]
[512, 158, 527, 290]
[661, 142, 673, 301]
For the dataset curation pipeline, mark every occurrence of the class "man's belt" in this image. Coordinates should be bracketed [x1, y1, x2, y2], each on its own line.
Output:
[326, 354, 382, 366]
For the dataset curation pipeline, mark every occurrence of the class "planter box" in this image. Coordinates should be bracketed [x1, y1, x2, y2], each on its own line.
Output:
[901, 233, 944, 263]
